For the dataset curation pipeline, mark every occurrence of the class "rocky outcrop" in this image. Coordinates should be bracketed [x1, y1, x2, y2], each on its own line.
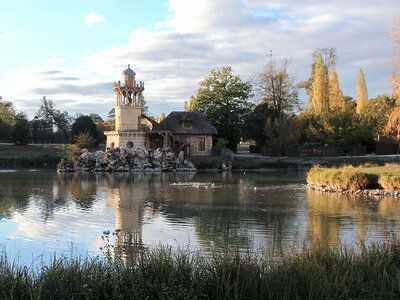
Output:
[306, 183, 400, 198]
[57, 146, 196, 173]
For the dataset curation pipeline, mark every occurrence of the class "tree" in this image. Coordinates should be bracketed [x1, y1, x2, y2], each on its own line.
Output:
[385, 107, 400, 142]
[160, 112, 165, 122]
[88, 113, 103, 123]
[183, 101, 189, 112]
[189, 95, 198, 112]
[328, 68, 345, 111]
[264, 115, 301, 155]
[0, 99, 16, 142]
[299, 47, 337, 109]
[253, 57, 299, 115]
[391, 14, 400, 102]
[310, 56, 329, 114]
[243, 102, 279, 145]
[71, 115, 99, 146]
[32, 117, 54, 143]
[36, 96, 71, 142]
[12, 114, 32, 145]
[196, 66, 253, 150]
[356, 69, 368, 113]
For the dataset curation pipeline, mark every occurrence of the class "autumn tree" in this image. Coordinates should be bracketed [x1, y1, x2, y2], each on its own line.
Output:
[328, 68, 345, 111]
[71, 115, 99, 146]
[183, 101, 189, 112]
[299, 47, 337, 111]
[160, 112, 166, 122]
[196, 66, 253, 150]
[310, 56, 330, 114]
[391, 14, 400, 102]
[385, 107, 400, 142]
[253, 57, 299, 115]
[356, 69, 368, 113]
[189, 95, 198, 112]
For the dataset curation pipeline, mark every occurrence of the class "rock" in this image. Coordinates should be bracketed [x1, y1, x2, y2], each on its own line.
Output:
[178, 151, 184, 162]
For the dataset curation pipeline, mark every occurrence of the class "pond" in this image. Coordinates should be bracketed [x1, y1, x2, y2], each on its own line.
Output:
[0, 170, 399, 264]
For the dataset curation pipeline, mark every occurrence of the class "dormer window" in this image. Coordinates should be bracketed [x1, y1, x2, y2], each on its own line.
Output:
[182, 121, 192, 129]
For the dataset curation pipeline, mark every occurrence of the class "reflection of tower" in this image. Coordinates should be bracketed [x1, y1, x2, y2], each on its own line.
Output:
[106, 175, 148, 259]
[105, 65, 147, 149]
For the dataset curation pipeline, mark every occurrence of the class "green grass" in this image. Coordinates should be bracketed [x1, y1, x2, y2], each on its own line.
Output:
[307, 163, 400, 190]
[2, 240, 400, 299]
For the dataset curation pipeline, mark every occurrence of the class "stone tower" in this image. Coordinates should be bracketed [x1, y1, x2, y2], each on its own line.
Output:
[104, 65, 148, 149]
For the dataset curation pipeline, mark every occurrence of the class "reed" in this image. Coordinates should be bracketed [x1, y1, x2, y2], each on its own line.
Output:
[1, 240, 400, 299]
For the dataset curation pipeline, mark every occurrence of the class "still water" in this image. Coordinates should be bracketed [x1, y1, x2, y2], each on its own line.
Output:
[0, 170, 399, 263]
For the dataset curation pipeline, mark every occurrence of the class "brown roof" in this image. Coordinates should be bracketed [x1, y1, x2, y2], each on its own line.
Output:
[159, 111, 217, 135]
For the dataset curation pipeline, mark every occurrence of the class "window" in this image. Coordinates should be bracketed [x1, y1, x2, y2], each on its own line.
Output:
[182, 121, 192, 129]
[198, 137, 206, 151]
[126, 141, 133, 149]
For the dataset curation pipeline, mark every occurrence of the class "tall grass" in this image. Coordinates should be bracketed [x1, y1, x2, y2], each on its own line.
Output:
[1, 240, 400, 299]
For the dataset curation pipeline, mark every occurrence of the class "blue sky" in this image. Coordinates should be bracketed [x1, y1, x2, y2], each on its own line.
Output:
[0, 0, 398, 119]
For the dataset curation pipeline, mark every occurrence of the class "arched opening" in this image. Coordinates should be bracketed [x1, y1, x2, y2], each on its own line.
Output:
[110, 142, 115, 149]
[126, 141, 134, 149]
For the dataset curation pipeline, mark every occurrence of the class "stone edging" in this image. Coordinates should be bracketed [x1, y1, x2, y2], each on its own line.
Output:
[306, 183, 400, 198]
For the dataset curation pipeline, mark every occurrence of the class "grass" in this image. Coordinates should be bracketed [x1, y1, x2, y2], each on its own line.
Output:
[2, 240, 400, 299]
[307, 163, 400, 190]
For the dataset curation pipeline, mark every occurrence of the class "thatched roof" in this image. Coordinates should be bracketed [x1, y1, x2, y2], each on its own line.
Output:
[159, 112, 217, 135]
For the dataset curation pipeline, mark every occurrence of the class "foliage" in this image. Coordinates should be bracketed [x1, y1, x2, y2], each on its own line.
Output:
[0, 100, 16, 142]
[264, 114, 302, 155]
[71, 115, 99, 146]
[31, 117, 54, 143]
[299, 47, 337, 109]
[88, 113, 103, 123]
[391, 13, 400, 102]
[356, 69, 368, 113]
[384, 107, 400, 142]
[196, 66, 253, 151]
[160, 112, 165, 122]
[74, 131, 98, 150]
[35, 96, 71, 143]
[253, 57, 299, 114]
[12, 114, 32, 145]
[303, 110, 370, 151]
[183, 100, 189, 111]
[328, 67, 345, 111]
[243, 102, 279, 145]
[211, 138, 228, 155]
[108, 108, 115, 119]
[310, 56, 330, 114]
[189, 95, 198, 112]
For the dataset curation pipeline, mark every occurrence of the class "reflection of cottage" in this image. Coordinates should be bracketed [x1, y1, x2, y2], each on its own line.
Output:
[105, 65, 217, 156]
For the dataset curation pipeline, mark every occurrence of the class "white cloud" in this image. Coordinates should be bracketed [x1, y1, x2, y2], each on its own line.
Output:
[0, 34, 15, 39]
[1, 0, 399, 119]
[84, 12, 105, 25]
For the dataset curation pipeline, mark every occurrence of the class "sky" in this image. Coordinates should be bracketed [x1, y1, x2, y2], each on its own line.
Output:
[0, 0, 398, 119]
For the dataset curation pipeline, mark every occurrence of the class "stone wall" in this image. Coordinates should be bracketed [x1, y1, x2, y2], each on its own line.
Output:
[105, 131, 147, 149]
[176, 135, 213, 156]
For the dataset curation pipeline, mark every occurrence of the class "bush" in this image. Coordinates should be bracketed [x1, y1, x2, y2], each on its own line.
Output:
[74, 131, 97, 151]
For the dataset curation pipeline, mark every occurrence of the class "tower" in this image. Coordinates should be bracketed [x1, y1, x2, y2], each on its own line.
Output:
[105, 65, 148, 149]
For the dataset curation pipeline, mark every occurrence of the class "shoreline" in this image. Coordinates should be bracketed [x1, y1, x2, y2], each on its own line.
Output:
[306, 183, 400, 198]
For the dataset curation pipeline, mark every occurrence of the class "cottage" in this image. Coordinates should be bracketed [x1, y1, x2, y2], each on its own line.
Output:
[105, 65, 217, 156]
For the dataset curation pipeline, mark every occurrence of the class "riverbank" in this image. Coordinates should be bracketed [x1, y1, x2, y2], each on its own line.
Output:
[306, 164, 400, 195]
[2, 240, 400, 299]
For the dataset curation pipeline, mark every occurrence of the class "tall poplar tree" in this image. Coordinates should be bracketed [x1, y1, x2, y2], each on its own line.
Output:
[183, 101, 189, 111]
[189, 95, 198, 112]
[160, 112, 166, 122]
[328, 68, 345, 111]
[311, 56, 329, 114]
[391, 14, 400, 103]
[356, 69, 368, 113]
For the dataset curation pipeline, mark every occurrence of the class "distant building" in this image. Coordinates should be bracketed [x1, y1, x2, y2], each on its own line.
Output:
[105, 65, 217, 156]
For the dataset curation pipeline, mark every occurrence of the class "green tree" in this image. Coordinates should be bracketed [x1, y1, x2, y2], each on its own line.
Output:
[32, 117, 54, 143]
[311, 56, 329, 114]
[12, 114, 32, 145]
[356, 69, 368, 113]
[183, 100, 189, 112]
[36, 96, 71, 143]
[88, 113, 103, 123]
[189, 95, 198, 112]
[196, 66, 253, 150]
[253, 57, 299, 114]
[71, 115, 99, 146]
[328, 68, 345, 111]
[264, 115, 301, 155]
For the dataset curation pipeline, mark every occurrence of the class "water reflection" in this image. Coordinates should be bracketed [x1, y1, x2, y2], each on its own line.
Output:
[0, 170, 399, 262]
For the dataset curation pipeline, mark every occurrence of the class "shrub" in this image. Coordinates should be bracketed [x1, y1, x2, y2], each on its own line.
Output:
[74, 131, 97, 151]
[12, 114, 32, 145]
